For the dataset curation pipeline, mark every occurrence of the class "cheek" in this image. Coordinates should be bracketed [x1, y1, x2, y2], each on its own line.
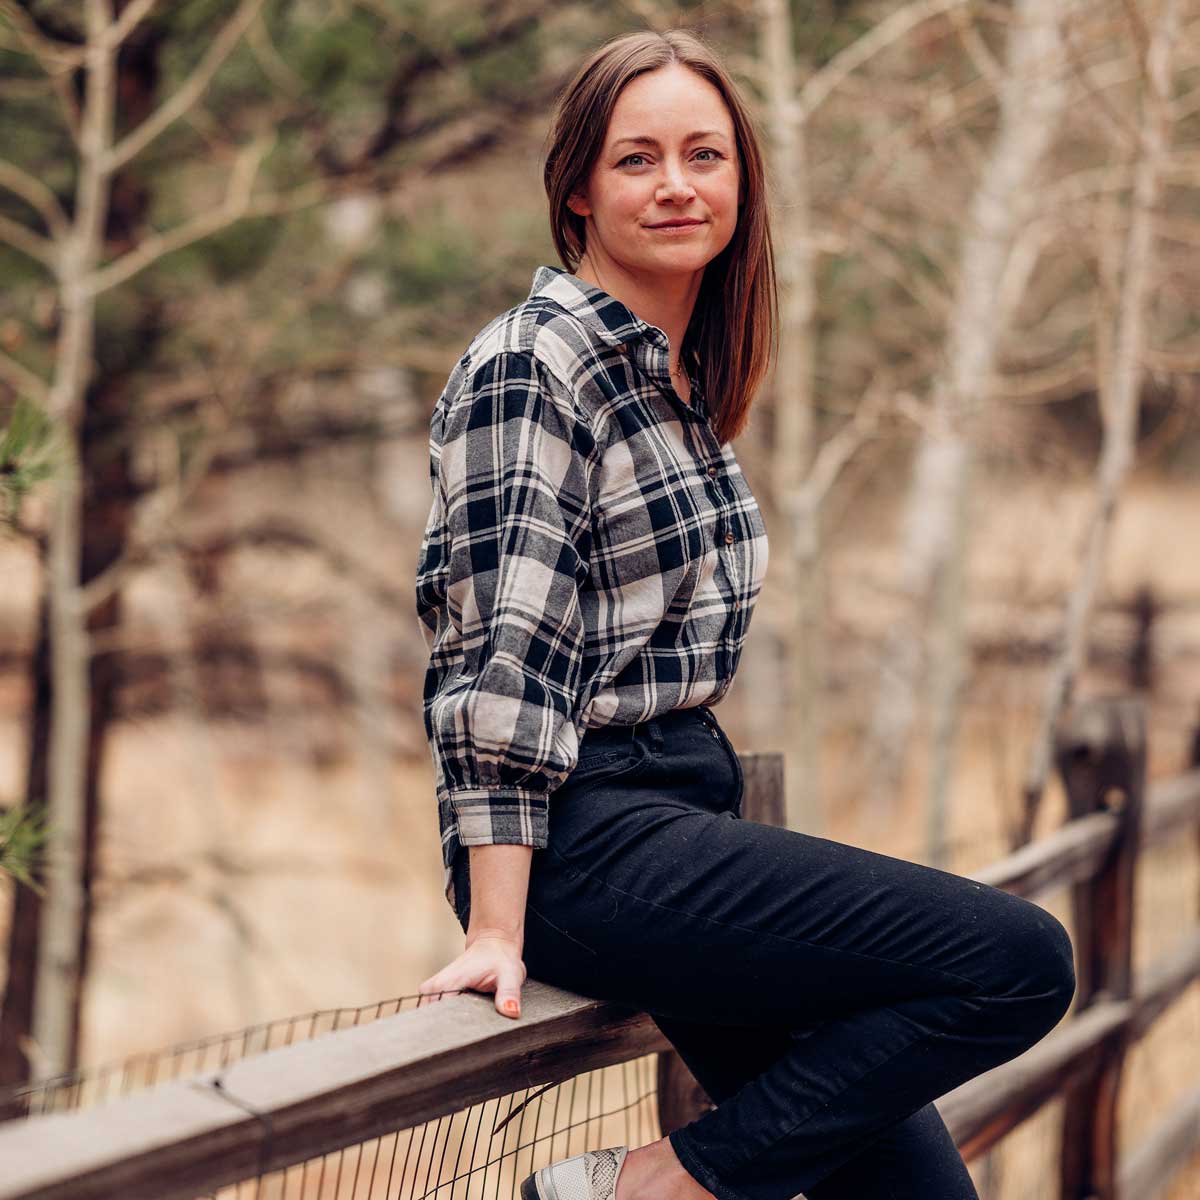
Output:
[707, 176, 740, 223]
[603, 181, 650, 220]
[708, 183, 741, 248]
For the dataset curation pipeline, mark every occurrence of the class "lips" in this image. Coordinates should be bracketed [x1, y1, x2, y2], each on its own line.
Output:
[647, 218, 705, 228]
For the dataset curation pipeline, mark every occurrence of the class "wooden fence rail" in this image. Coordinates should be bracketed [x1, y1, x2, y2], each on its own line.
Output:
[0, 696, 1197, 1200]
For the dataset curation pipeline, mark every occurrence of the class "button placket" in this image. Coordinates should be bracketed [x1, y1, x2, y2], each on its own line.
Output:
[695, 424, 742, 637]
[636, 332, 705, 422]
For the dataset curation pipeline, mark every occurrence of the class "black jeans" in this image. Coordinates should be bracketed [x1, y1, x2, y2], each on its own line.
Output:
[451, 705, 1076, 1200]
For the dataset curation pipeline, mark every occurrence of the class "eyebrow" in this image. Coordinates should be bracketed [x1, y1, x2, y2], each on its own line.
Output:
[611, 130, 730, 149]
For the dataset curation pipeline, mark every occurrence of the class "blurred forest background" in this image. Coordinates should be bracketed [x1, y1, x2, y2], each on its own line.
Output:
[0, 1, 1198, 1196]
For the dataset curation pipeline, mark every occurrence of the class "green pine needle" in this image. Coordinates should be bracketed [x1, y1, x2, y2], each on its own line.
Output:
[0, 803, 50, 896]
[0, 397, 56, 525]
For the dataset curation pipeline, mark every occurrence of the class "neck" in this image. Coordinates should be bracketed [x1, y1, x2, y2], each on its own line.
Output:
[574, 252, 702, 371]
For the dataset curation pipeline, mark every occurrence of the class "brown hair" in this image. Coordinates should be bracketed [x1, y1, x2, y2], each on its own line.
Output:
[542, 29, 778, 445]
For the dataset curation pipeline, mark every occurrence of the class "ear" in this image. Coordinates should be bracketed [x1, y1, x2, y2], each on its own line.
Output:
[566, 190, 592, 219]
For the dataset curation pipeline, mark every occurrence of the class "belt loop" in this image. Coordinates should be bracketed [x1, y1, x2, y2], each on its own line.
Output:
[646, 718, 663, 754]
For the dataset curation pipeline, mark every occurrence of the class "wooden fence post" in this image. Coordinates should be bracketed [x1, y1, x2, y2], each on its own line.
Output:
[656, 750, 786, 1137]
[1054, 697, 1146, 1200]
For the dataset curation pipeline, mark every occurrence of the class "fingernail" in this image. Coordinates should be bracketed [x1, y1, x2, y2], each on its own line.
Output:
[503, 999, 519, 1016]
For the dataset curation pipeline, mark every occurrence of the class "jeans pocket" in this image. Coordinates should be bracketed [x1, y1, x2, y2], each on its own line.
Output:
[548, 737, 653, 865]
[574, 745, 632, 769]
[566, 724, 644, 785]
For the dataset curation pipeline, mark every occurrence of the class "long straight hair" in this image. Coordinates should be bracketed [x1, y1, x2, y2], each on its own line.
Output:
[543, 29, 778, 445]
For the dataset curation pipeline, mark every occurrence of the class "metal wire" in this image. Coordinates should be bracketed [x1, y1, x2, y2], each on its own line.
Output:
[0, 988, 665, 1199]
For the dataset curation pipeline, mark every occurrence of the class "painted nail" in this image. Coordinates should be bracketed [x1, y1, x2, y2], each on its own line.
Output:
[503, 999, 519, 1016]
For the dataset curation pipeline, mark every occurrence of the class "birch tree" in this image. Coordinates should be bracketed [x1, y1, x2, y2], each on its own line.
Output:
[754, 0, 824, 832]
[28, 0, 116, 1087]
[1016, 0, 1183, 848]
[863, 0, 1080, 860]
[750, 0, 997, 833]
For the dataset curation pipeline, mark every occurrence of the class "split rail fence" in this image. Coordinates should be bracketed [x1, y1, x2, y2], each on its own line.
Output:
[0, 694, 1197, 1200]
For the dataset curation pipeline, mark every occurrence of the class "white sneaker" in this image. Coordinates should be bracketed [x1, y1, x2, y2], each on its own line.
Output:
[520, 1145, 630, 1200]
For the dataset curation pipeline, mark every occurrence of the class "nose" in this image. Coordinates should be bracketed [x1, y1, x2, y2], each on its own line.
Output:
[656, 159, 695, 204]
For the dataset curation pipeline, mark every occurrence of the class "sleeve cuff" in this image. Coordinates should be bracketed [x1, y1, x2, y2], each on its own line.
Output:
[449, 786, 550, 849]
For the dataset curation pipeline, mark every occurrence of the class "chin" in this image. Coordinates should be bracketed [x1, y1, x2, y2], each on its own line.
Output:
[653, 253, 710, 274]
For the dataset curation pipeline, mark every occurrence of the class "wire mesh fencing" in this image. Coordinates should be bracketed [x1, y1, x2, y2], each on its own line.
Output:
[197, 1049, 660, 1200]
[0, 995, 418, 1124]
[0, 986, 669, 1200]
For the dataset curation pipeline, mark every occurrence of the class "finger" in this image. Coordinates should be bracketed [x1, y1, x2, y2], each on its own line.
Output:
[495, 972, 523, 1019]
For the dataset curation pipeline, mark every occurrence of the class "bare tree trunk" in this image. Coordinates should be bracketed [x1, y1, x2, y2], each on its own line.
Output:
[1017, 0, 1180, 849]
[925, 452, 968, 871]
[74, 370, 141, 1072]
[0, 599, 51, 1090]
[32, 0, 117, 1082]
[755, 0, 822, 833]
[865, 0, 1077, 846]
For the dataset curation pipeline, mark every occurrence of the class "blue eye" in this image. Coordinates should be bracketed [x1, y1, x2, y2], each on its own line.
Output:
[617, 149, 724, 167]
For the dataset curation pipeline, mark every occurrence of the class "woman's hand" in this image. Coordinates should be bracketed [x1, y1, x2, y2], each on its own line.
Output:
[418, 928, 528, 1019]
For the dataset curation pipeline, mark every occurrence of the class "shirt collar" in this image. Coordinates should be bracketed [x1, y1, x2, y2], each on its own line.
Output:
[527, 265, 670, 352]
[527, 265, 707, 417]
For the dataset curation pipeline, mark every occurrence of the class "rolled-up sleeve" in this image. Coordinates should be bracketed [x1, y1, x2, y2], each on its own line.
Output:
[425, 350, 595, 851]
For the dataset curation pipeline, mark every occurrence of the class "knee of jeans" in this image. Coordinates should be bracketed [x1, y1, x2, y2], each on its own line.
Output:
[995, 903, 1077, 1034]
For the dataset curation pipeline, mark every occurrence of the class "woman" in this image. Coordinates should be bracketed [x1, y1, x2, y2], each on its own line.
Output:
[414, 28, 1075, 1200]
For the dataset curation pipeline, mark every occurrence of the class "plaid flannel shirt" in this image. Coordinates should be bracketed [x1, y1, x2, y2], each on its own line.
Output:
[415, 265, 770, 913]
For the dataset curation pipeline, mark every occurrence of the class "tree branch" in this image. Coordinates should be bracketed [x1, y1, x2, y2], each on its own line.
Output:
[0, 348, 50, 402]
[83, 133, 286, 295]
[788, 382, 891, 517]
[948, 4, 1003, 87]
[1060, 6, 1144, 152]
[245, 10, 303, 97]
[0, 157, 70, 239]
[0, 211, 57, 267]
[102, 0, 157, 49]
[104, 0, 267, 172]
[0, 0, 83, 142]
[0, 1, 85, 63]
[799, 0, 976, 121]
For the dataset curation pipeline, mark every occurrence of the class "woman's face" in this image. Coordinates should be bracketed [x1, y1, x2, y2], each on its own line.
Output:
[567, 63, 741, 284]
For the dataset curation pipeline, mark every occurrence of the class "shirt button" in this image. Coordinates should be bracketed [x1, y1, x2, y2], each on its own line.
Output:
[707, 464, 718, 477]
[724, 531, 735, 545]
[734, 600, 741, 611]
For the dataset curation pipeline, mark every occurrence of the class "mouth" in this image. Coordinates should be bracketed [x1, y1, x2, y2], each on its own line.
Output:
[646, 218, 706, 231]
